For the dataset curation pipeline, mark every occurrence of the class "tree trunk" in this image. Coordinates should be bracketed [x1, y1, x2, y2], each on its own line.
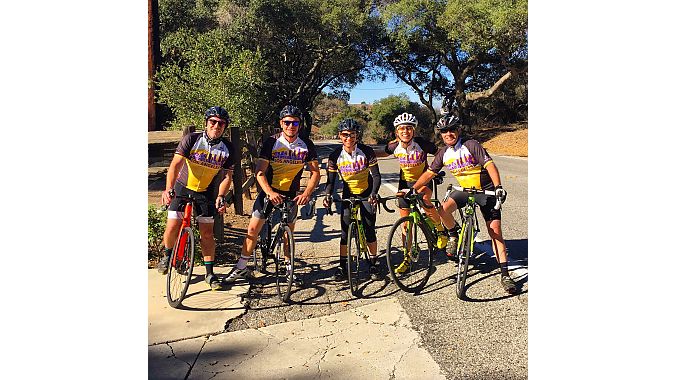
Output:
[148, 0, 160, 131]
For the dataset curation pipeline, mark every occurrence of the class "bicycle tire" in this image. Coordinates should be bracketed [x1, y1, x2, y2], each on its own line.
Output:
[166, 227, 196, 308]
[456, 217, 473, 299]
[346, 222, 361, 296]
[273, 225, 295, 303]
[386, 216, 434, 293]
[254, 222, 271, 274]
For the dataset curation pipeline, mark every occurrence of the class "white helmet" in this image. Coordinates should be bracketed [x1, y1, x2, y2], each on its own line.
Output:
[393, 113, 418, 128]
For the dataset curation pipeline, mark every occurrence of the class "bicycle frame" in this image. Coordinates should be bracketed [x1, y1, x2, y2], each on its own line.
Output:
[350, 203, 368, 256]
[173, 199, 193, 266]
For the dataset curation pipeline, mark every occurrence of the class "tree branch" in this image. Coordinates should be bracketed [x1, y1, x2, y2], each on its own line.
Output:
[465, 71, 512, 101]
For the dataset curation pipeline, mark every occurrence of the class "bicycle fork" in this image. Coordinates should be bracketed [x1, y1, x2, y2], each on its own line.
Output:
[173, 202, 193, 267]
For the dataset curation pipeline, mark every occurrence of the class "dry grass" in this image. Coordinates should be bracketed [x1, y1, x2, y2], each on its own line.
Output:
[483, 128, 528, 157]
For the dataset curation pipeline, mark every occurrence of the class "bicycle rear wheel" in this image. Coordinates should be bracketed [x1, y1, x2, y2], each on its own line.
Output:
[273, 225, 295, 303]
[166, 227, 195, 308]
[253, 222, 271, 274]
[456, 217, 474, 299]
[386, 216, 434, 293]
[346, 222, 361, 296]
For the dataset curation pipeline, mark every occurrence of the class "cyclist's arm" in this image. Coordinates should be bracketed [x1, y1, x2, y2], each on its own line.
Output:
[484, 161, 502, 188]
[162, 154, 185, 205]
[369, 164, 381, 196]
[323, 169, 337, 195]
[254, 158, 275, 196]
[217, 169, 233, 198]
[295, 160, 321, 205]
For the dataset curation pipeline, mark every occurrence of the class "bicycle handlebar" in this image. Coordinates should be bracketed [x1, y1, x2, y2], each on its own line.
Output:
[380, 189, 436, 210]
[322, 195, 393, 215]
[444, 185, 502, 210]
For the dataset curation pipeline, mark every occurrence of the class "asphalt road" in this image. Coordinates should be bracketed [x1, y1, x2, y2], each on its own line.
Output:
[226, 140, 528, 379]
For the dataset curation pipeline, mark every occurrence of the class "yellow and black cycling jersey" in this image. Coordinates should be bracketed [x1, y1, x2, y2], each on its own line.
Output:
[175, 132, 235, 192]
[327, 143, 378, 195]
[259, 133, 318, 193]
[385, 137, 438, 182]
[428, 138, 495, 190]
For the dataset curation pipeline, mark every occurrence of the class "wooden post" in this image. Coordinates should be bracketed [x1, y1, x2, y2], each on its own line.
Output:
[230, 125, 244, 215]
[211, 170, 225, 244]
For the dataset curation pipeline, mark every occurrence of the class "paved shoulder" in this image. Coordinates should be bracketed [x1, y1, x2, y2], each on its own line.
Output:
[149, 298, 445, 379]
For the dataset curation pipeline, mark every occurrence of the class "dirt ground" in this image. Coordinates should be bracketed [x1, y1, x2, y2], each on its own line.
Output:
[148, 123, 527, 265]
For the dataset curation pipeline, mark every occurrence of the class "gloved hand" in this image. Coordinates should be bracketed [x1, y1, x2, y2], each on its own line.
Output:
[495, 185, 507, 204]
[368, 194, 379, 207]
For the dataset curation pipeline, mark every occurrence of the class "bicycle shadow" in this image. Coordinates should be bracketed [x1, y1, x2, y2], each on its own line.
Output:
[459, 238, 529, 303]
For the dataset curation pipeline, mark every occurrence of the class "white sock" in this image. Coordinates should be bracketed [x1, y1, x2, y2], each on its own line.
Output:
[236, 256, 250, 270]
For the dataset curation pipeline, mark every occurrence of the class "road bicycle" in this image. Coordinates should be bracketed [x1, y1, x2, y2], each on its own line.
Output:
[165, 194, 199, 309]
[252, 196, 300, 303]
[443, 185, 502, 299]
[380, 171, 460, 293]
[318, 195, 393, 296]
[380, 189, 440, 293]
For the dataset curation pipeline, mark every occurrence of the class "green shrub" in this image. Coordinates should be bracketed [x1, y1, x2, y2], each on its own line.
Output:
[148, 204, 204, 265]
[148, 205, 167, 261]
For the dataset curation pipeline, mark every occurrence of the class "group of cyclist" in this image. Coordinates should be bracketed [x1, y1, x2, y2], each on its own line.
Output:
[156, 104, 516, 295]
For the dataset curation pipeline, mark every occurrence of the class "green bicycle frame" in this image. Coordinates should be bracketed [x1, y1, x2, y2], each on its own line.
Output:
[456, 194, 478, 254]
[351, 204, 368, 254]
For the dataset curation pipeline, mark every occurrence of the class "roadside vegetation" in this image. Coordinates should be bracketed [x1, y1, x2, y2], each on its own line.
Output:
[151, 0, 528, 140]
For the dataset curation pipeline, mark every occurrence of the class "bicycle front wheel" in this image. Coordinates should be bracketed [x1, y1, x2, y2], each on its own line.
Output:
[456, 217, 474, 299]
[273, 225, 295, 303]
[166, 227, 196, 308]
[346, 222, 361, 296]
[386, 216, 434, 293]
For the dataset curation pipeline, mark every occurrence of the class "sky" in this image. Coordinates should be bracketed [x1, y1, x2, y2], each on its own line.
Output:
[348, 74, 442, 108]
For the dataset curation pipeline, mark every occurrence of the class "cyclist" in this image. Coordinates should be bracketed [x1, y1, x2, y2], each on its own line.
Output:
[224, 105, 321, 286]
[411, 114, 516, 294]
[375, 112, 459, 266]
[157, 106, 235, 291]
[322, 118, 383, 282]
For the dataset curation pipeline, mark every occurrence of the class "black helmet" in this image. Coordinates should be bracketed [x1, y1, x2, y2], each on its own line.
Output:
[337, 118, 361, 132]
[435, 114, 461, 131]
[204, 106, 229, 145]
[205, 106, 230, 122]
[279, 105, 303, 120]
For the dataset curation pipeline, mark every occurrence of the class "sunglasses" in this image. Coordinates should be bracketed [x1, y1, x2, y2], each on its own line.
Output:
[439, 127, 458, 133]
[207, 119, 226, 127]
[397, 125, 414, 131]
[282, 120, 300, 127]
[339, 132, 356, 139]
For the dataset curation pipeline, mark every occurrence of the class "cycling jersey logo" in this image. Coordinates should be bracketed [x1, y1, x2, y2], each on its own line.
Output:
[190, 149, 229, 169]
[445, 153, 478, 172]
[396, 150, 424, 168]
[337, 155, 367, 175]
[271, 147, 308, 164]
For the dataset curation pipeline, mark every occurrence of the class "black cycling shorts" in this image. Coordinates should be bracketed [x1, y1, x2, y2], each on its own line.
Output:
[251, 189, 299, 223]
[447, 190, 501, 222]
[339, 188, 376, 245]
[168, 182, 215, 221]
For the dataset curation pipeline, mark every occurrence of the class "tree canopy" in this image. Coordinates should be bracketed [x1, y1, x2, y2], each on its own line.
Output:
[152, 0, 528, 133]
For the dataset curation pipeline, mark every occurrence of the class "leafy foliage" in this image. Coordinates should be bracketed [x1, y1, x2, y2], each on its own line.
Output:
[376, 0, 528, 125]
[148, 205, 167, 261]
[156, 28, 267, 130]
[368, 94, 433, 142]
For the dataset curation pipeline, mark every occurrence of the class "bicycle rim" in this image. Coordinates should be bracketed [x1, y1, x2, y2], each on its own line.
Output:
[274, 225, 295, 303]
[347, 222, 361, 296]
[456, 218, 473, 299]
[167, 227, 195, 308]
[386, 216, 434, 293]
